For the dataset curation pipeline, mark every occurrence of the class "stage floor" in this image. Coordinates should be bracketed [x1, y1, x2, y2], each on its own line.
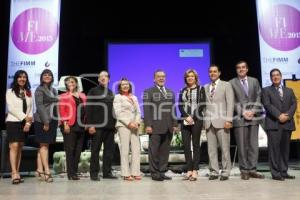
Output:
[1, 166, 300, 200]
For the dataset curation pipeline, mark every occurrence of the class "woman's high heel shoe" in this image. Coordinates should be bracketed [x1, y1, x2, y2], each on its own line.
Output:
[189, 171, 198, 181]
[11, 178, 20, 185]
[19, 177, 25, 183]
[123, 176, 134, 181]
[44, 173, 54, 183]
[182, 173, 192, 180]
[133, 176, 142, 180]
[35, 171, 45, 181]
[11, 173, 20, 185]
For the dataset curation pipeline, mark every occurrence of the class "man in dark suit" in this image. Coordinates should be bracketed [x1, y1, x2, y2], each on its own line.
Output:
[262, 68, 297, 181]
[86, 71, 117, 181]
[143, 70, 178, 181]
[229, 61, 264, 180]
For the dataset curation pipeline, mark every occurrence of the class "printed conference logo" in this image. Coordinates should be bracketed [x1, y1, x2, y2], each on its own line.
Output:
[259, 4, 300, 51]
[9, 60, 53, 67]
[11, 8, 59, 54]
[10, 60, 36, 67]
[263, 57, 288, 64]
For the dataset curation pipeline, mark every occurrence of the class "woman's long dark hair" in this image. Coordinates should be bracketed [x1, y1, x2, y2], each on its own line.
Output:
[40, 69, 54, 88]
[10, 70, 31, 98]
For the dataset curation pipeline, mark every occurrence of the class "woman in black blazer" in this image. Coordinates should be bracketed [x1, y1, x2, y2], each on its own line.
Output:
[34, 69, 58, 182]
[178, 69, 206, 181]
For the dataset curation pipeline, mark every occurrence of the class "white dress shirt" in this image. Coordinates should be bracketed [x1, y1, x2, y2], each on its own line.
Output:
[6, 88, 33, 122]
[239, 76, 248, 87]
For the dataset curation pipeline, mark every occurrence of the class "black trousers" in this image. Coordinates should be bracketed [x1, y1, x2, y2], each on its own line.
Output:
[267, 128, 292, 178]
[90, 129, 115, 177]
[148, 131, 172, 177]
[181, 120, 202, 171]
[63, 128, 84, 177]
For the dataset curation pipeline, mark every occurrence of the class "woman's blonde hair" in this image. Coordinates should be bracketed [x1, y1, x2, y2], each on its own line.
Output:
[184, 69, 199, 86]
[64, 76, 78, 92]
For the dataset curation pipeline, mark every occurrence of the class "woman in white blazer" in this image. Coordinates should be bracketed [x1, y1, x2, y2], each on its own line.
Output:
[113, 78, 142, 181]
[6, 70, 33, 184]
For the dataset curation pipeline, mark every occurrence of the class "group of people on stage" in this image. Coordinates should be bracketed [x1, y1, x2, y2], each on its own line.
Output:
[5, 60, 297, 185]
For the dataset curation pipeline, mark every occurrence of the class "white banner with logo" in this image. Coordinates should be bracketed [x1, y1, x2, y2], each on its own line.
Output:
[256, 0, 300, 87]
[7, 0, 61, 89]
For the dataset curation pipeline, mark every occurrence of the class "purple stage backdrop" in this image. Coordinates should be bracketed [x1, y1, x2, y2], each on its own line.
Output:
[108, 42, 211, 116]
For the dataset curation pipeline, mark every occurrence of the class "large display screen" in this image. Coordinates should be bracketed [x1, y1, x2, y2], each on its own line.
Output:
[107, 42, 211, 116]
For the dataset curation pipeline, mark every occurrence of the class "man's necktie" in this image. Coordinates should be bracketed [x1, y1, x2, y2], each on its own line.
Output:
[241, 79, 248, 96]
[210, 82, 216, 98]
[277, 86, 283, 101]
[159, 86, 167, 97]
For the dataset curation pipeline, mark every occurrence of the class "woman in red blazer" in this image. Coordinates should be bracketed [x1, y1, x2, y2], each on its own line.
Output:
[59, 76, 86, 180]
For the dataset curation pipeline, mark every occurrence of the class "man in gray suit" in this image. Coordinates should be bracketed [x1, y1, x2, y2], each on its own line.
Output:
[262, 68, 297, 181]
[143, 70, 178, 181]
[204, 65, 234, 181]
[229, 61, 264, 180]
